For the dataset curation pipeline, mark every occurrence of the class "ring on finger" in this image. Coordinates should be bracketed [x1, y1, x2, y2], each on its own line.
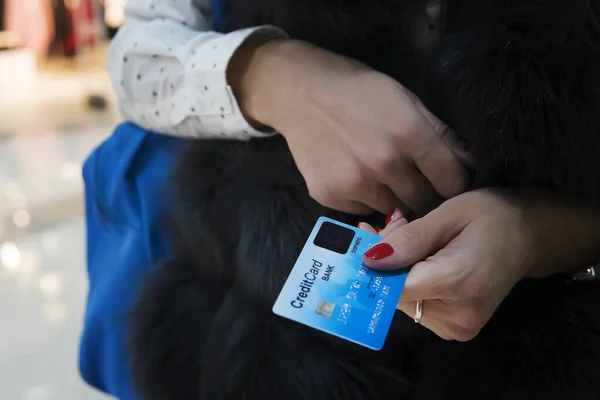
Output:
[414, 300, 423, 324]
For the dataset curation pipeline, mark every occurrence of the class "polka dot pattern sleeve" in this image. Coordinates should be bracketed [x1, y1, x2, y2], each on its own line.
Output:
[107, 0, 287, 139]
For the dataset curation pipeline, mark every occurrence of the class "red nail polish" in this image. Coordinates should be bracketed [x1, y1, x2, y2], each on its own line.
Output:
[385, 207, 396, 225]
[375, 227, 382, 233]
[364, 243, 394, 260]
[386, 208, 403, 226]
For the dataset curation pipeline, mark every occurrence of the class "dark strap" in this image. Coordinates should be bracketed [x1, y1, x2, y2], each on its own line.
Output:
[211, 0, 224, 31]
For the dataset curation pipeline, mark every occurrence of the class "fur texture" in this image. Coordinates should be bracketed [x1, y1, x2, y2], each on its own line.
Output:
[130, 1, 600, 399]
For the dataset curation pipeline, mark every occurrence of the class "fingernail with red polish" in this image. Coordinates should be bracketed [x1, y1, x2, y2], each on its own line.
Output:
[386, 208, 395, 225]
[375, 227, 382, 233]
[364, 243, 394, 260]
[386, 208, 402, 226]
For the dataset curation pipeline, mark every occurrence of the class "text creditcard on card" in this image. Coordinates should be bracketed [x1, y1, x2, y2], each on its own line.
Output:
[272, 217, 408, 351]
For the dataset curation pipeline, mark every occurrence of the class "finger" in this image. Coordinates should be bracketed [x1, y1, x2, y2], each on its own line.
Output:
[414, 102, 477, 170]
[435, 129, 477, 170]
[397, 300, 454, 341]
[399, 296, 458, 323]
[362, 208, 466, 270]
[389, 199, 411, 220]
[305, 169, 375, 215]
[408, 113, 469, 199]
[383, 166, 442, 213]
[359, 184, 407, 216]
[414, 100, 453, 141]
[327, 200, 373, 215]
[385, 207, 404, 226]
[399, 255, 471, 302]
[414, 137, 469, 199]
[379, 215, 409, 237]
[405, 299, 486, 339]
[358, 222, 378, 234]
[398, 301, 481, 342]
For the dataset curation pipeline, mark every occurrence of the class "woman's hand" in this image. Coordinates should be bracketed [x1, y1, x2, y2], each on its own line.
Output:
[228, 39, 471, 214]
[360, 188, 600, 341]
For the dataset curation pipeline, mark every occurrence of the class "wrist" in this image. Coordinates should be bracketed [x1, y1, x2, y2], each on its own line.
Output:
[560, 204, 600, 274]
[227, 38, 305, 129]
[227, 38, 371, 135]
[523, 191, 600, 278]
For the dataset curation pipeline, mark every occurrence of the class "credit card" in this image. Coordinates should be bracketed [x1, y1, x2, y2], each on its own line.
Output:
[273, 217, 408, 350]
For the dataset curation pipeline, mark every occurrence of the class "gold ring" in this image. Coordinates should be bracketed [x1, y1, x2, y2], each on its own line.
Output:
[414, 300, 423, 324]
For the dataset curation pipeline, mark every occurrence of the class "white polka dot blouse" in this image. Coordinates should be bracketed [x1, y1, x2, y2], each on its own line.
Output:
[107, 0, 287, 139]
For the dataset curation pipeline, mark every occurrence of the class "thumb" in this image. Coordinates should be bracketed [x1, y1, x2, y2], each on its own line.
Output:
[362, 207, 466, 270]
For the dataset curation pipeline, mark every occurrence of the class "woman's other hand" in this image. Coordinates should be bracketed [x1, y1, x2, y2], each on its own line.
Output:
[228, 39, 471, 215]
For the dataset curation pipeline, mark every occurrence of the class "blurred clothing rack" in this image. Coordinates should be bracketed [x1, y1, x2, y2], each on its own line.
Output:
[1, 0, 126, 114]
[0, 30, 20, 50]
[1, 0, 125, 58]
[1, 0, 55, 59]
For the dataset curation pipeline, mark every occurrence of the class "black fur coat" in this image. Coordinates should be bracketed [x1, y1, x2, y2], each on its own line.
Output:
[130, 1, 600, 399]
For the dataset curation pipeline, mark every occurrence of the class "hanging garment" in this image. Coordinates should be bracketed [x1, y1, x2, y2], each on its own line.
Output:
[3, 0, 55, 60]
[62, 0, 96, 55]
[104, 0, 126, 29]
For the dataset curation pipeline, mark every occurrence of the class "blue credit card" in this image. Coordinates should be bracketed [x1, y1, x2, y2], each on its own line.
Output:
[273, 217, 408, 350]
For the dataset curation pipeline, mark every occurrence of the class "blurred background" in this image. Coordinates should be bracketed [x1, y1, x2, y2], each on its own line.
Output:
[1, 0, 123, 398]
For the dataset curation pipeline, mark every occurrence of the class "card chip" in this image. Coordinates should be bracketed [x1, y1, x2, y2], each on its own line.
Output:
[315, 300, 336, 318]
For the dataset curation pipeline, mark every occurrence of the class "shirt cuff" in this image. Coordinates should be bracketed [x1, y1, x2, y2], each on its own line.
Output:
[186, 26, 288, 139]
